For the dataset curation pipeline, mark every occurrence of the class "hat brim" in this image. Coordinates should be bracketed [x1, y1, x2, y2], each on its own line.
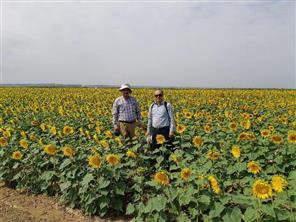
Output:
[119, 87, 132, 92]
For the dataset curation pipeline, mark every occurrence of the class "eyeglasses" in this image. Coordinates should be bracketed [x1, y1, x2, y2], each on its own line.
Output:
[155, 94, 163, 97]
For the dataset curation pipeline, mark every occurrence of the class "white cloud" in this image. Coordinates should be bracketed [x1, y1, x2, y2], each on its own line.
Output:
[2, 1, 295, 88]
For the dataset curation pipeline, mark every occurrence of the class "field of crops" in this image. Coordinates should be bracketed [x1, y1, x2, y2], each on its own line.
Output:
[0, 87, 295, 222]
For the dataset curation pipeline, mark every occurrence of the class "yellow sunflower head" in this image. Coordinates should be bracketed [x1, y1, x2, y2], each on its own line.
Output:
[181, 168, 191, 181]
[260, 129, 270, 138]
[154, 171, 170, 185]
[193, 136, 203, 148]
[63, 146, 74, 157]
[287, 130, 296, 144]
[156, 134, 166, 144]
[19, 139, 29, 149]
[252, 179, 272, 200]
[0, 137, 8, 147]
[271, 134, 284, 145]
[88, 155, 101, 168]
[231, 145, 240, 159]
[100, 140, 110, 149]
[206, 150, 220, 161]
[63, 126, 74, 135]
[176, 124, 186, 134]
[43, 144, 57, 155]
[247, 161, 261, 174]
[126, 150, 137, 158]
[106, 154, 120, 166]
[12, 151, 23, 160]
[271, 175, 288, 193]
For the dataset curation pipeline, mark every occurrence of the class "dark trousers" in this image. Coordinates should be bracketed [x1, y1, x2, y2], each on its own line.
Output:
[150, 126, 174, 149]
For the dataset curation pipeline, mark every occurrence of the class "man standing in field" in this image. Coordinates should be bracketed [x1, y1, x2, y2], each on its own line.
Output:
[146, 89, 176, 149]
[112, 83, 142, 139]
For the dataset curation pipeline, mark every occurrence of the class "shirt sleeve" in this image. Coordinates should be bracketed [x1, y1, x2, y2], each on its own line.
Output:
[167, 103, 176, 133]
[147, 104, 153, 135]
[135, 99, 142, 122]
[112, 98, 119, 128]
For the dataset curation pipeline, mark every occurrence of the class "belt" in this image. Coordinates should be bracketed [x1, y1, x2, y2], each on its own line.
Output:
[119, 120, 136, 124]
[152, 125, 170, 130]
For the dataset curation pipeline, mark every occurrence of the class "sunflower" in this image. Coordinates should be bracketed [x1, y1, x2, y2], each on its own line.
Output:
[12, 151, 23, 160]
[88, 155, 101, 168]
[0, 137, 8, 147]
[287, 130, 296, 144]
[204, 124, 212, 133]
[40, 123, 46, 132]
[231, 145, 240, 159]
[170, 154, 179, 164]
[126, 150, 137, 158]
[176, 124, 186, 134]
[271, 134, 284, 145]
[156, 134, 165, 144]
[184, 111, 192, 119]
[260, 129, 270, 138]
[63, 126, 74, 135]
[95, 126, 101, 135]
[20, 131, 27, 138]
[272, 175, 288, 193]
[50, 126, 57, 135]
[99, 140, 110, 149]
[105, 130, 113, 139]
[43, 144, 57, 155]
[115, 137, 123, 146]
[106, 154, 120, 166]
[268, 125, 274, 131]
[252, 179, 272, 200]
[192, 136, 203, 148]
[246, 132, 256, 141]
[240, 120, 251, 129]
[63, 146, 74, 157]
[238, 132, 248, 141]
[154, 171, 169, 185]
[206, 150, 220, 160]
[141, 111, 148, 118]
[180, 168, 191, 181]
[19, 139, 29, 149]
[228, 122, 237, 131]
[208, 175, 221, 194]
[247, 161, 261, 174]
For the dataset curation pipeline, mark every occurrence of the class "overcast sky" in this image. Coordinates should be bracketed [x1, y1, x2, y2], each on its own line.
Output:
[2, 0, 295, 88]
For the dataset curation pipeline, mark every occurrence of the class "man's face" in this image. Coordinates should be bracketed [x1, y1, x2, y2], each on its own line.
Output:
[121, 89, 131, 97]
[154, 90, 163, 103]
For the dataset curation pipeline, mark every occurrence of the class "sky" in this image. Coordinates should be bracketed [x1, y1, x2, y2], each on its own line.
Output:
[1, 0, 295, 88]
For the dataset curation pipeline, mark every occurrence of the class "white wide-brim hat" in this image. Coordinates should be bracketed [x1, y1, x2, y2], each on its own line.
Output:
[119, 83, 132, 92]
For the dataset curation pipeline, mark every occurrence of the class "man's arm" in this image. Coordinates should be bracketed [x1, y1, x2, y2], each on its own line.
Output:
[112, 99, 119, 129]
[167, 103, 176, 135]
[135, 99, 142, 122]
[147, 105, 153, 135]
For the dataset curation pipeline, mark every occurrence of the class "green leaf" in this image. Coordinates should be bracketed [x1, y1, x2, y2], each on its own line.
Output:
[41, 171, 55, 181]
[59, 181, 72, 191]
[97, 177, 110, 189]
[210, 202, 225, 218]
[244, 207, 257, 222]
[126, 203, 135, 215]
[261, 204, 276, 218]
[222, 207, 241, 222]
[198, 195, 211, 205]
[81, 173, 93, 187]
[146, 195, 167, 212]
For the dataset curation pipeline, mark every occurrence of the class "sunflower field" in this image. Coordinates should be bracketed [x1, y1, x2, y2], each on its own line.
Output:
[0, 87, 295, 222]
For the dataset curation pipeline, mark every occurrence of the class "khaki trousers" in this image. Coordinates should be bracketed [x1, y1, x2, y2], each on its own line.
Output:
[119, 122, 136, 138]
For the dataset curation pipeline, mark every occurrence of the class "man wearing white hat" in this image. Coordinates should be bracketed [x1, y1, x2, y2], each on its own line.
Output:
[112, 83, 142, 139]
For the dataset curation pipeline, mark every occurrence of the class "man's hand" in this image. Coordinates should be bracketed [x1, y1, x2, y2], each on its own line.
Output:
[114, 125, 120, 132]
[169, 131, 174, 138]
